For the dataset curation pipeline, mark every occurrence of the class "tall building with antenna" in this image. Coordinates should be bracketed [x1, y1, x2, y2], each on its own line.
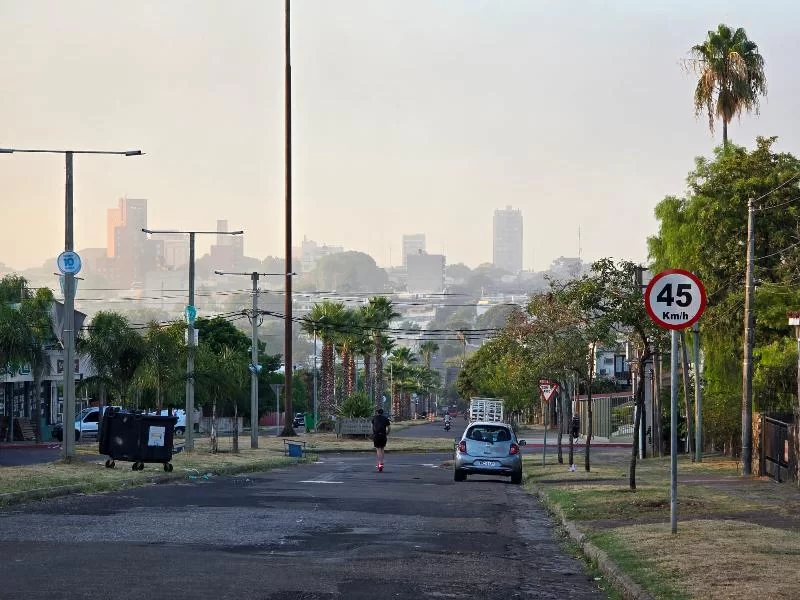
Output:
[493, 206, 523, 274]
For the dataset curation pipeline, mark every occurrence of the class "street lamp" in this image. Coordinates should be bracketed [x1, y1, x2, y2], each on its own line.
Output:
[1, 147, 143, 461]
[213, 270, 296, 448]
[142, 228, 243, 451]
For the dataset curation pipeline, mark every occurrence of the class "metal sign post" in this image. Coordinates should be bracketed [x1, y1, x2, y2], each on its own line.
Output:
[538, 379, 559, 466]
[644, 269, 707, 534]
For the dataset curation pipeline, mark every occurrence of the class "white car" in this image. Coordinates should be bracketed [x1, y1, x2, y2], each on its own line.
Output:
[53, 406, 122, 442]
[149, 409, 187, 437]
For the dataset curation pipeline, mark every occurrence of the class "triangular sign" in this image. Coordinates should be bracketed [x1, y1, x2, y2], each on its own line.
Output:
[538, 381, 559, 403]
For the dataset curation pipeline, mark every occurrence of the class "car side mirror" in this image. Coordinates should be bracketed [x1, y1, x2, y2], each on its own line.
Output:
[518, 440, 527, 446]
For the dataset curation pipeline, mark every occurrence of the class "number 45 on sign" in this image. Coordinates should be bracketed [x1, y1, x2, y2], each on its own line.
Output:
[644, 269, 707, 330]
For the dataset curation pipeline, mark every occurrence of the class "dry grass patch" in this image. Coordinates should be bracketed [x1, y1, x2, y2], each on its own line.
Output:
[596, 520, 800, 600]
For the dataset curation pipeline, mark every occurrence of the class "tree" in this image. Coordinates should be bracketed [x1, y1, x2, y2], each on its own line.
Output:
[418, 341, 439, 413]
[78, 311, 144, 409]
[387, 347, 416, 420]
[688, 24, 767, 147]
[300, 301, 347, 422]
[135, 321, 184, 411]
[648, 137, 800, 453]
[362, 297, 400, 408]
[195, 344, 247, 453]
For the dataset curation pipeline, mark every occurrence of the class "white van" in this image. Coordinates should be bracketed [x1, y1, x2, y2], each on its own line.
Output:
[149, 409, 187, 437]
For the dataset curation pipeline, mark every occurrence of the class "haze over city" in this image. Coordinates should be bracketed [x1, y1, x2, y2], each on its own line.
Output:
[1, 0, 798, 272]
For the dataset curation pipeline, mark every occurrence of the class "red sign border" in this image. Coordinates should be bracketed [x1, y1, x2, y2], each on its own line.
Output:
[538, 381, 559, 403]
[644, 269, 707, 330]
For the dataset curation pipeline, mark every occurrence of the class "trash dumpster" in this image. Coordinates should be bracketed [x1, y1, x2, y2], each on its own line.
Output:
[304, 412, 315, 432]
[99, 411, 178, 472]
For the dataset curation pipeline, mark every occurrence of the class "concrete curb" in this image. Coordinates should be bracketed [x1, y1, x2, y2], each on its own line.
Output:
[534, 488, 655, 600]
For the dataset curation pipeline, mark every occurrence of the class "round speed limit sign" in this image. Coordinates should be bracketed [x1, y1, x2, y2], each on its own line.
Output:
[644, 269, 707, 330]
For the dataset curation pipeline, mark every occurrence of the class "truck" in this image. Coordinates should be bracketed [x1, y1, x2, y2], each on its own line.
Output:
[469, 397, 504, 423]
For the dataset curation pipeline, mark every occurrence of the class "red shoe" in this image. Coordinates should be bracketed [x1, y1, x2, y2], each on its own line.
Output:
[378, 463, 384, 472]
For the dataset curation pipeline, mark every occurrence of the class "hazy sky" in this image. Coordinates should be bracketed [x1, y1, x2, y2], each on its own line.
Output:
[1, 0, 798, 272]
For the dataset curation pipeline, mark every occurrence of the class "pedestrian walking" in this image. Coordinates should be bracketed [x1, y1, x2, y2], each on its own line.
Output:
[371, 408, 391, 472]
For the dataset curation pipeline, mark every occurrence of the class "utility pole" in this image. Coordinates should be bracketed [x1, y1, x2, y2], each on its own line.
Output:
[0, 146, 142, 460]
[281, 0, 296, 437]
[213, 270, 291, 448]
[693, 322, 703, 462]
[144, 228, 243, 451]
[742, 198, 755, 475]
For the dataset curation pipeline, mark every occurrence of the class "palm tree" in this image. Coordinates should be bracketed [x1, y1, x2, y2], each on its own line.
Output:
[387, 347, 416, 420]
[135, 321, 184, 411]
[300, 301, 346, 422]
[78, 311, 144, 409]
[418, 341, 439, 414]
[689, 24, 767, 147]
[337, 309, 362, 399]
[18, 287, 56, 441]
[363, 297, 400, 407]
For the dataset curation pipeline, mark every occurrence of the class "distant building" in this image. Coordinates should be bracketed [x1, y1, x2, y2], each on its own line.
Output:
[110, 197, 156, 287]
[299, 237, 344, 274]
[402, 234, 426, 267]
[407, 252, 445, 294]
[207, 219, 245, 272]
[493, 206, 523, 274]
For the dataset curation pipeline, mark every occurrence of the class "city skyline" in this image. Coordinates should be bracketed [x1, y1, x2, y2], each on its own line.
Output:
[1, 2, 798, 274]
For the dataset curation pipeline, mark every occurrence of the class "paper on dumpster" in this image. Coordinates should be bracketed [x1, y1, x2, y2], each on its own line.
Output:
[148, 426, 166, 447]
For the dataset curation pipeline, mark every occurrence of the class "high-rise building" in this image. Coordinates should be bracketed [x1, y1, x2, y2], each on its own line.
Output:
[402, 234, 426, 266]
[493, 206, 523, 274]
[110, 197, 154, 287]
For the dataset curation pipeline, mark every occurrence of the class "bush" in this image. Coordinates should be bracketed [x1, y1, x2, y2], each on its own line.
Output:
[337, 392, 372, 418]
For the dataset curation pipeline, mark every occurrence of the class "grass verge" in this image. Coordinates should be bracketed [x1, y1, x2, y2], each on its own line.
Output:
[526, 450, 800, 599]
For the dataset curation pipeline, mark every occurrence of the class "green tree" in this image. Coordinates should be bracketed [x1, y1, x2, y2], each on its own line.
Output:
[362, 297, 400, 407]
[688, 24, 767, 147]
[195, 344, 247, 453]
[78, 311, 144, 408]
[135, 321, 184, 411]
[648, 137, 800, 453]
[301, 301, 347, 421]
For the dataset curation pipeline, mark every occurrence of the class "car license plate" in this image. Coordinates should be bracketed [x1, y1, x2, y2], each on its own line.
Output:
[475, 460, 499, 467]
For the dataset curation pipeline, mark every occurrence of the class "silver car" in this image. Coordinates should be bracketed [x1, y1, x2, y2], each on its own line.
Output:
[453, 421, 525, 484]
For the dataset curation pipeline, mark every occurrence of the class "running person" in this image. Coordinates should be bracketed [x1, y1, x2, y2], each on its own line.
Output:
[371, 408, 391, 471]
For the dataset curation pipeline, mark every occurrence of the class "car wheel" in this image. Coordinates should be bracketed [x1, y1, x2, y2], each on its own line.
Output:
[510, 471, 523, 485]
[174, 427, 185, 437]
[454, 469, 466, 482]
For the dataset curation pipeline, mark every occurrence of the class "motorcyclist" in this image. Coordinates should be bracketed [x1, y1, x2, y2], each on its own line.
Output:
[444, 414, 451, 430]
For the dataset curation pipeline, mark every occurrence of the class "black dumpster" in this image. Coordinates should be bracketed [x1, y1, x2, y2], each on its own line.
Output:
[99, 411, 178, 472]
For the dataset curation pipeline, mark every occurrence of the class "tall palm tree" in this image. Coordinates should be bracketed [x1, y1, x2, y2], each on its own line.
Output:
[301, 301, 346, 422]
[19, 287, 56, 441]
[418, 341, 439, 413]
[362, 297, 400, 407]
[689, 24, 767, 147]
[387, 347, 416, 420]
[337, 309, 362, 399]
[135, 321, 184, 411]
[78, 311, 144, 409]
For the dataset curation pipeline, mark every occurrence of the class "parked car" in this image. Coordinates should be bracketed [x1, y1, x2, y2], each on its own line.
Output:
[453, 421, 525, 484]
[52, 406, 122, 442]
[148, 409, 187, 437]
[292, 413, 305, 428]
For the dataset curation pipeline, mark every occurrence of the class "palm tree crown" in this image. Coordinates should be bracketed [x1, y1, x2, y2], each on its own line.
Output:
[689, 23, 767, 147]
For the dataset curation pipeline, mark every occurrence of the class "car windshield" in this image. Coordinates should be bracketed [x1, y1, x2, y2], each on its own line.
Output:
[76, 408, 94, 421]
[467, 425, 512, 443]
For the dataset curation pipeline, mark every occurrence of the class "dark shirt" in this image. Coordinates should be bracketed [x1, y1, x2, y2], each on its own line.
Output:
[372, 414, 391, 436]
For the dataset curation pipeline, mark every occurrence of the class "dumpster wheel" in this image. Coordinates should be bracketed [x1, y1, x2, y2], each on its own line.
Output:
[104, 459, 115, 469]
[131, 462, 144, 471]
[163, 463, 173, 472]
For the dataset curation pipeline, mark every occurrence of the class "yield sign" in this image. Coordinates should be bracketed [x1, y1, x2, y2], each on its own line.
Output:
[538, 379, 559, 403]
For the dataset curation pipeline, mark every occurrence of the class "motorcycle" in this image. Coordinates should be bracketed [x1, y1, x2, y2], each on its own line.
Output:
[444, 421, 451, 432]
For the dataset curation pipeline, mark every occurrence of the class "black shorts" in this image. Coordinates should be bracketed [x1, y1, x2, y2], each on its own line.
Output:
[373, 433, 387, 448]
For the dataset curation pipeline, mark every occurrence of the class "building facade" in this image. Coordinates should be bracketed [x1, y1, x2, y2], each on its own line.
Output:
[493, 206, 523, 274]
[402, 234, 426, 267]
[406, 252, 445, 294]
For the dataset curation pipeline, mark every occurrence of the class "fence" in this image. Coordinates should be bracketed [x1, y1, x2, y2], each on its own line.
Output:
[758, 412, 797, 483]
[575, 393, 635, 440]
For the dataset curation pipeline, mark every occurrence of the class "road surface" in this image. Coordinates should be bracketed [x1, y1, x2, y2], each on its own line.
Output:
[0, 452, 608, 599]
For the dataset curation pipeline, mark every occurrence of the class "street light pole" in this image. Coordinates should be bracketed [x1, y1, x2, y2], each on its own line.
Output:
[213, 270, 294, 448]
[1, 147, 142, 461]
[143, 228, 242, 451]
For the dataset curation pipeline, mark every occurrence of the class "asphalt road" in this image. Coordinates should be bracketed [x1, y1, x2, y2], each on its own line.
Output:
[0, 452, 608, 600]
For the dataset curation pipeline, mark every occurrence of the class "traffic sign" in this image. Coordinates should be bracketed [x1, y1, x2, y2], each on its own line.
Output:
[645, 269, 707, 330]
[538, 379, 559, 403]
[184, 305, 197, 324]
[57, 251, 82, 275]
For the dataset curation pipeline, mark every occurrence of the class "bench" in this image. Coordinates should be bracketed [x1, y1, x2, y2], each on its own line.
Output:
[283, 439, 307, 458]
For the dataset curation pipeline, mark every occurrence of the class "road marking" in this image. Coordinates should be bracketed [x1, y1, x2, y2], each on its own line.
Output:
[298, 480, 343, 484]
